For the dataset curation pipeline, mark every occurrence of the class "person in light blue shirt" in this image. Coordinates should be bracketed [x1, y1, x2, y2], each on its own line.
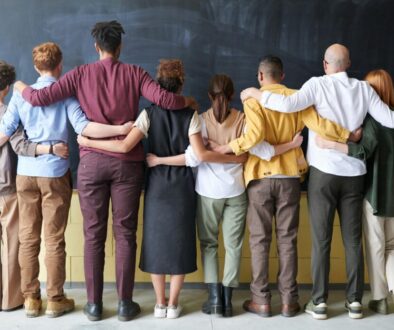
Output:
[0, 42, 132, 319]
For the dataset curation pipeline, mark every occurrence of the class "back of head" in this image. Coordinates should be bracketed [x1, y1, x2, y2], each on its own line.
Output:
[32, 42, 62, 71]
[324, 44, 350, 72]
[0, 60, 16, 91]
[365, 69, 394, 108]
[156, 59, 185, 94]
[91, 20, 125, 55]
[258, 55, 283, 82]
[208, 74, 234, 123]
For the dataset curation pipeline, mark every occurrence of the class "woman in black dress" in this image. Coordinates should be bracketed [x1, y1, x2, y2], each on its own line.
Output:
[77, 59, 245, 318]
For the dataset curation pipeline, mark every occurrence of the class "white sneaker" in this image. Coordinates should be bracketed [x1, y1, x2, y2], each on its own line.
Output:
[154, 304, 167, 318]
[166, 305, 182, 319]
[345, 301, 363, 319]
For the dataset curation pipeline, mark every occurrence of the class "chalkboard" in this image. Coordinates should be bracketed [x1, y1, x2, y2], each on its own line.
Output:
[1, 0, 393, 186]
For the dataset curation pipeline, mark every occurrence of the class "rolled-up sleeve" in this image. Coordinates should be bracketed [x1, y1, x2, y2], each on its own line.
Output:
[133, 110, 150, 137]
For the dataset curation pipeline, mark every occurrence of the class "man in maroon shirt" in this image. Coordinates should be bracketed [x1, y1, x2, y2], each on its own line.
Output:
[14, 20, 197, 322]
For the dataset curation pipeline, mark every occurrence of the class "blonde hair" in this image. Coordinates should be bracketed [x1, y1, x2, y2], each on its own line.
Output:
[32, 42, 62, 71]
[365, 69, 394, 108]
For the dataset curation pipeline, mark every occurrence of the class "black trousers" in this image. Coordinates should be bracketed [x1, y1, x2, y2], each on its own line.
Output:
[308, 166, 364, 304]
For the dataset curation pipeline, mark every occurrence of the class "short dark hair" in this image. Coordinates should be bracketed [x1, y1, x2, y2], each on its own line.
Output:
[91, 20, 125, 54]
[0, 60, 16, 91]
[258, 55, 283, 81]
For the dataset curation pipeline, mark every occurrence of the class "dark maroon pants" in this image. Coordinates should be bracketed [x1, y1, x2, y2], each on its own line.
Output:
[77, 152, 144, 303]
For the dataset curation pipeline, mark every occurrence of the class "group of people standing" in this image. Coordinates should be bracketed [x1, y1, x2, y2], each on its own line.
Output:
[0, 19, 393, 323]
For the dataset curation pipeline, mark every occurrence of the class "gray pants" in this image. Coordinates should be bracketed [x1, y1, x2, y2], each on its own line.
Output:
[196, 193, 247, 287]
[308, 166, 364, 304]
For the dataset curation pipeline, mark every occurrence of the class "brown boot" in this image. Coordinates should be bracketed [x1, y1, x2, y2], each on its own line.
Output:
[242, 299, 272, 317]
[45, 297, 75, 318]
[281, 302, 301, 317]
[24, 297, 42, 318]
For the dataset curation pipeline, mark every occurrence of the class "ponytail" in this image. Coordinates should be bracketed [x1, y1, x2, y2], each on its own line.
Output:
[208, 74, 234, 124]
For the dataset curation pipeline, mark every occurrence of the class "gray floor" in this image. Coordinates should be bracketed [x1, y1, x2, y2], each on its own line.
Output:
[1, 288, 394, 330]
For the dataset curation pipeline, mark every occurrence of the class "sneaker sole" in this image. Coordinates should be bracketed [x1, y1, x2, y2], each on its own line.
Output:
[305, 309, 327, 320]
[348, 312, 363, 319]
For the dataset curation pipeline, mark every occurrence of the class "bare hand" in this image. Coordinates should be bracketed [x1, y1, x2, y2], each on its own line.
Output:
[206, 139, 220, 150]
[53, 142, 69, 159]
[146, 153, 161, 167]
[213, 144, 232, 154]
[291, 131, 303, 148]
[121, 121, 134, 135]
[240, 87, 260, 103]
[184, 96, 199, 112]
[315, 135, 331, 149]
[348, 127, 363, 142]
[13, 81, 27, 94]
[77, 134, 90, 147]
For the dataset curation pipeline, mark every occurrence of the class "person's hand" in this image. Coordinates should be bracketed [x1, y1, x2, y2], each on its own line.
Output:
[348, 127, 363, 143]
[53, 142, 69, 159]
[13, 81, 28, 94]
[206, 139, 220, 150]
[212, 144, 232, 154]
[184, 96, 199, 112]
[146, 153, 161, 167]
[77, 134, 90, 147]
[235, 153, 249, 163]
[291, 131, 303, 148]
[315, 135, 333, 149]
[240, 87, 260, 103]
[121, 121, 134, 135]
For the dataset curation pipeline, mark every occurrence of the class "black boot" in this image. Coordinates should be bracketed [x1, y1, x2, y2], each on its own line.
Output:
[222, 286, 233, 317]
[202, 283, 223, 315]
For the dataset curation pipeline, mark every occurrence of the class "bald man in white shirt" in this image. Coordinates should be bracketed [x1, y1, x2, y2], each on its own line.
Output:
[240, 44, 394, 320]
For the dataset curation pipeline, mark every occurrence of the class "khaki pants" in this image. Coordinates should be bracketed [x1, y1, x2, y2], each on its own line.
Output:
[17, 173, 71, 302]
[196, 193, 247, 288]
[0, 193, 23, 310]
[363, 200, 394, 300]
[247, 178, 300, 305]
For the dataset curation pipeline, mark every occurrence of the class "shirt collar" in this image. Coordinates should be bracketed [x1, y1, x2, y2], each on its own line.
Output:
[37, 76, 57, 83]
[260, 83, 286, 91]
[327, 71, 349, 80]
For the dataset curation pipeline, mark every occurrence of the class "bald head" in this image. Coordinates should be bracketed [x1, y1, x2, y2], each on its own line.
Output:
[324, 44, 350, 72]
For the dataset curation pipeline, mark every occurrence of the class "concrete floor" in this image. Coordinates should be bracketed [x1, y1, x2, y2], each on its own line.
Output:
[1, 288, 394, 330]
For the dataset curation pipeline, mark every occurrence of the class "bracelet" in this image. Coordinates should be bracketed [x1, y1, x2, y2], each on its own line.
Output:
[49, 144, 54, 155]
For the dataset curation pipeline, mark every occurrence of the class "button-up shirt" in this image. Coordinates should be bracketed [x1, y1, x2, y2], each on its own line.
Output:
[21, 58, 186, 161]
[0, 76, 89, 178]
[260, 72, 394, 176]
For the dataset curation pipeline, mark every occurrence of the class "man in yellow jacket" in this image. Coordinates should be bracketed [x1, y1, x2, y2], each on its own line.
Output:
[216, 55, 353, 317]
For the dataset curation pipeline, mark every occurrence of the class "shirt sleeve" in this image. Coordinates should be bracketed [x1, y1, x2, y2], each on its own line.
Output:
[8, 125, 37, 157]
[347, 116, 378, 160]
[367, 86, 394, 128]
[133, 109, 150, 137]
[249, 141, 276, 161]
[22, 68, 78, 106]
[65, 97, 90, 134]
[260, 78, 317, 113]
[139, 68, 185, 110]
[184, 144, 201, 167]
[229, 98, 266, 155]
[188, 111, 202, 136]
[0, 93, 22, 137]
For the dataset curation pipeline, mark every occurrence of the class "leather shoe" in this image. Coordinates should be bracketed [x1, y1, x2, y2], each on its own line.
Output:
[118, 300, 141, 321]
[84, 302, 102, 321]
[243, 299, 271, 317]
[281, 302, 301, 317]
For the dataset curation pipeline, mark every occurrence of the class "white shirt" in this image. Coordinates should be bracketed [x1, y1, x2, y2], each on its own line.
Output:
[260, 72, 394, 176]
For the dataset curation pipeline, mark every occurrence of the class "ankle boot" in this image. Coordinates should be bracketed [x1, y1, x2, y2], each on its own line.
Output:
[202, 283, 223, 315]
[222, 286, 233, 317]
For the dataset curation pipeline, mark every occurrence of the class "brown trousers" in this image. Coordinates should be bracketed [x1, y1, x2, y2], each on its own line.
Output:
[0, 193, 23, 310]
[17, 172, 72, 302]
[247, 178, 300, 305]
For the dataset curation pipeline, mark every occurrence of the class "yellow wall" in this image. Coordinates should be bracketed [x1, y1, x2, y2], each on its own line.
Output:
[38, 191, 367, 284]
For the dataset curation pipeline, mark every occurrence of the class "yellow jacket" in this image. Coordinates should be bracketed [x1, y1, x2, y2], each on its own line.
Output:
[229, 84, 350, 186]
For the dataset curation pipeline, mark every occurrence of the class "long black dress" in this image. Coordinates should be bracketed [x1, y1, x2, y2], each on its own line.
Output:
[139, 105, 197, 274]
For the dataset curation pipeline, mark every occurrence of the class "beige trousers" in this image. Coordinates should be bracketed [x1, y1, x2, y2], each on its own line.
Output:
[0, 193, 24, 310]
[363, 200, 394, 300]
[17, 173, 72, 302]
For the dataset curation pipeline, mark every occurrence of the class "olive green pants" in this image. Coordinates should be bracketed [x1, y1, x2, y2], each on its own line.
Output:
[196, 193, 247, 287]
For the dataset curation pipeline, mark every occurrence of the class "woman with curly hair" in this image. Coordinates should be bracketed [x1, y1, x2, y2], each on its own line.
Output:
[77, 59, 245, 319]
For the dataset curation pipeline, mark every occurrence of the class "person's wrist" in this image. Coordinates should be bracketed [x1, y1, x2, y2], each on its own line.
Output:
[49, 144, 54, 154]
